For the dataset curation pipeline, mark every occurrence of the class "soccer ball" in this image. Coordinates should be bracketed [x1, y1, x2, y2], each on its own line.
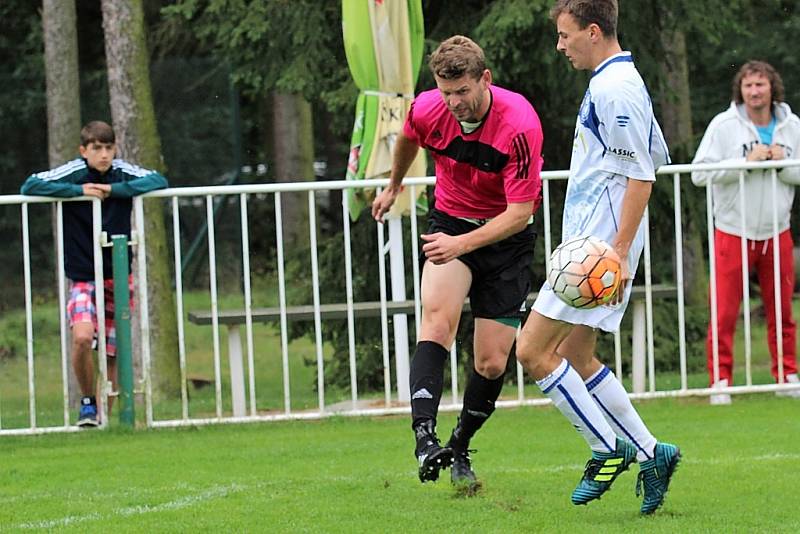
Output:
[547, 236, 622, 309]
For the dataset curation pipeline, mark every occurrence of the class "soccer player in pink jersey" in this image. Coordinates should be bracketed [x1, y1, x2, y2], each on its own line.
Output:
[372, 35, 544, 489]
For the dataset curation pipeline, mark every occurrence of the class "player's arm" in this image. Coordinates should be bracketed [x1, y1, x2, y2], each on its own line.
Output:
[610, 177, 652, 304]
[20, 161, 85, 198]
[691, 118, 753, 186]
[421, 201, 533, 265]
[371, 131, 419, 222]
[110, 164, 168, 197]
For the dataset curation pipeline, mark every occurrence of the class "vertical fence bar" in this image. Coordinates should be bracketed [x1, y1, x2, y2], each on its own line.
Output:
[770, 169, 784, 383]
[376, 209, 392, 406]
[516, 324, 525, 401]
[21, 203, 36, 429]
[672, 173, 688, 390]
[341, 192, 358, 404]
[308, 191, 325, 412]
[56, 202, 70, 425]
[614, 331, 622, 380]
[737, 171, 753, 386]
[450, 343, 458, 404]
[171, 197, 189, 420]
[133, 198, 153, 426]
[274, 193, 291, 413]
[92, 200, 109, 427]
[206, 195, 223, 419]
[706, 184, 720, 386]
[643, 208, 656, 392]
[240, 193, 257, 415]
[409, 185, 421, 335]
[542, 179, 553, 268]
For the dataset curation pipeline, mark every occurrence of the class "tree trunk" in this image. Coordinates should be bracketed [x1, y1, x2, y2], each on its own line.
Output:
[658, 26, 708, 305]
[272, 92, 314, 246]
[101, 0, 180, 398]
[42, 0, 82, 407]
[43, 0, 80, 167]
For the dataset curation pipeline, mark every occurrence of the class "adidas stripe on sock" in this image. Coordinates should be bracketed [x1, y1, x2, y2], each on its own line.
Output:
[537, 359, 617, 453]
[585, 365, 657, 462]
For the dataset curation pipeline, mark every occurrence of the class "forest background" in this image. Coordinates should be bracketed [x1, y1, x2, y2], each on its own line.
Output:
[1, 0, 798, 392]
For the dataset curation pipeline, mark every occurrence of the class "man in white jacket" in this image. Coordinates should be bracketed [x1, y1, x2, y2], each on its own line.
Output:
[692, 60, 800, 403]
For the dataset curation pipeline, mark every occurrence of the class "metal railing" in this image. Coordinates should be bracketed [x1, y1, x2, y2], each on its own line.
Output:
[2, 158, 800, 435]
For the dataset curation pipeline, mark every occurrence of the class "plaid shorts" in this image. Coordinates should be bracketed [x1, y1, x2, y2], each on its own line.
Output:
[67, 275, 134, 357]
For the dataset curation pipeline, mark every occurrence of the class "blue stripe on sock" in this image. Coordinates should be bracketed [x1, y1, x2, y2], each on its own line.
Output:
[541, 361, 571, 394]
[592, 393, 652, 460]
[557, 384, 613, 452]
[585, 366, 611, 392]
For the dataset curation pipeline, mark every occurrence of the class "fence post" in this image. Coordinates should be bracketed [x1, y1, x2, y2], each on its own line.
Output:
[112, 234, 135, 427]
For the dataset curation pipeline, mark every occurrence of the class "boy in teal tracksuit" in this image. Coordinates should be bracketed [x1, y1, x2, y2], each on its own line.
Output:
[21, 120, 168, 426]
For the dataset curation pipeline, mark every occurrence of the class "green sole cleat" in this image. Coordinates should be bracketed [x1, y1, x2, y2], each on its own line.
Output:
[572, 437, 637, 505]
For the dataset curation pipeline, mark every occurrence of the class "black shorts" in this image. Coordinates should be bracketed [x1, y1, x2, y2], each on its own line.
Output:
[423, 209, 536, 319]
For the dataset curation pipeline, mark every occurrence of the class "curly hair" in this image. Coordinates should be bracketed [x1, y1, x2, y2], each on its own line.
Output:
[732, 60, 785, 104]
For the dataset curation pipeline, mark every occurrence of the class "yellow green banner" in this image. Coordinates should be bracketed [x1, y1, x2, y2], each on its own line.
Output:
[342, 0, 427, 220]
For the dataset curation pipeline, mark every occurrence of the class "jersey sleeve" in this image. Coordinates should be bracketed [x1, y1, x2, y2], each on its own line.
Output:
[402, 99, 424, 145]
[109, 160, 169, 197]
[20, 159, 85, 197]
[597, 91, 657, 181]
[502, 129, 544, 205]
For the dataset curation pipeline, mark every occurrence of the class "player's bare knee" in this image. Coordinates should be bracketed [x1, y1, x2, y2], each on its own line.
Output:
[420, 316, 458, 346]
[474, 359, 506, 379]
[72, 331, 94, 352]
[514, 335, 540, 367]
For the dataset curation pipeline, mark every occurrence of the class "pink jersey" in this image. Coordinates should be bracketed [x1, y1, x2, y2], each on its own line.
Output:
[403, 85, 543, 219]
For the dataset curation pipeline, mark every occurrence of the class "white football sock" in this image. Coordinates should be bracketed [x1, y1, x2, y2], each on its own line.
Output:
[585, 365, 657, 461]
[537, 359, 617, 453]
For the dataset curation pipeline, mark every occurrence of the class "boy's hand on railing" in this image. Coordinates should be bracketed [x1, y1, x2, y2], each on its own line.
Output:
[82, 183, 111, 200]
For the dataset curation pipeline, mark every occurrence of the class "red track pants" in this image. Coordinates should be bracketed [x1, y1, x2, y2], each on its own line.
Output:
[707, 228, 797, 385]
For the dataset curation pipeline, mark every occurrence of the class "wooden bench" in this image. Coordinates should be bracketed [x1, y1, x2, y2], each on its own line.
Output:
[188, 284, 677, 415]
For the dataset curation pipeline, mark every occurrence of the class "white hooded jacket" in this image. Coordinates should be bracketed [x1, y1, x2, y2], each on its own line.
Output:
[691, 101, 800, 240]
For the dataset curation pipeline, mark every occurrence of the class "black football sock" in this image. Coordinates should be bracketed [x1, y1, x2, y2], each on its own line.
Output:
[449, 370, 505, 450]
[410, 341, 449, 430]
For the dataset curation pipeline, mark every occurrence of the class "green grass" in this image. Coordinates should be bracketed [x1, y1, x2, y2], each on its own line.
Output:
[1, 395, 798, 532]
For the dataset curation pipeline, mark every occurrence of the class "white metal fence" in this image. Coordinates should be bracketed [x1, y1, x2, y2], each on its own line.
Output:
[2, 159, 800, 435]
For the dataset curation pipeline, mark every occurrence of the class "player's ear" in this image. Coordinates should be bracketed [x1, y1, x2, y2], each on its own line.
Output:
[588, 22, 602, 42]
[78, 144, 88, 158]
[482, 69, 492, 86]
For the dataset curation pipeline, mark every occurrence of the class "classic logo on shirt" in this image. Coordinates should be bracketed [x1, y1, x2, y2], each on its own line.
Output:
[609, 147, 637, 160]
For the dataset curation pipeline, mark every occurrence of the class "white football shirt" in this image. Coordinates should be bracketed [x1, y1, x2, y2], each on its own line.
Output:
[562, 52, 669, 240]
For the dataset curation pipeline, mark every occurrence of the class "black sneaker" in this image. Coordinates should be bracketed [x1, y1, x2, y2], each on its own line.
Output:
[414, 420, 452, 483]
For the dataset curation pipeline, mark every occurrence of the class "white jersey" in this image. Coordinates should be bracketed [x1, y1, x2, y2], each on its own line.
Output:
[534, 52, 670, 332]
[563, 52, 669, 240]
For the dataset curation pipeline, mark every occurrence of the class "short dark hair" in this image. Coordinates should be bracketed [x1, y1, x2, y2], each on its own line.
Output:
[428, 35, 486, 80]
[732, 60, 785, 104]
[80, 121, 115, 146]
[550, 0, 618, 38]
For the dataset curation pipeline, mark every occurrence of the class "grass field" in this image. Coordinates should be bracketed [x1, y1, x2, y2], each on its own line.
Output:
[1, 394, 799, 532]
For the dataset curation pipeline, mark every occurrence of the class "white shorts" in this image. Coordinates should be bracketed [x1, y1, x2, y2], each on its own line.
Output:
[533, 178, 646, 333]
